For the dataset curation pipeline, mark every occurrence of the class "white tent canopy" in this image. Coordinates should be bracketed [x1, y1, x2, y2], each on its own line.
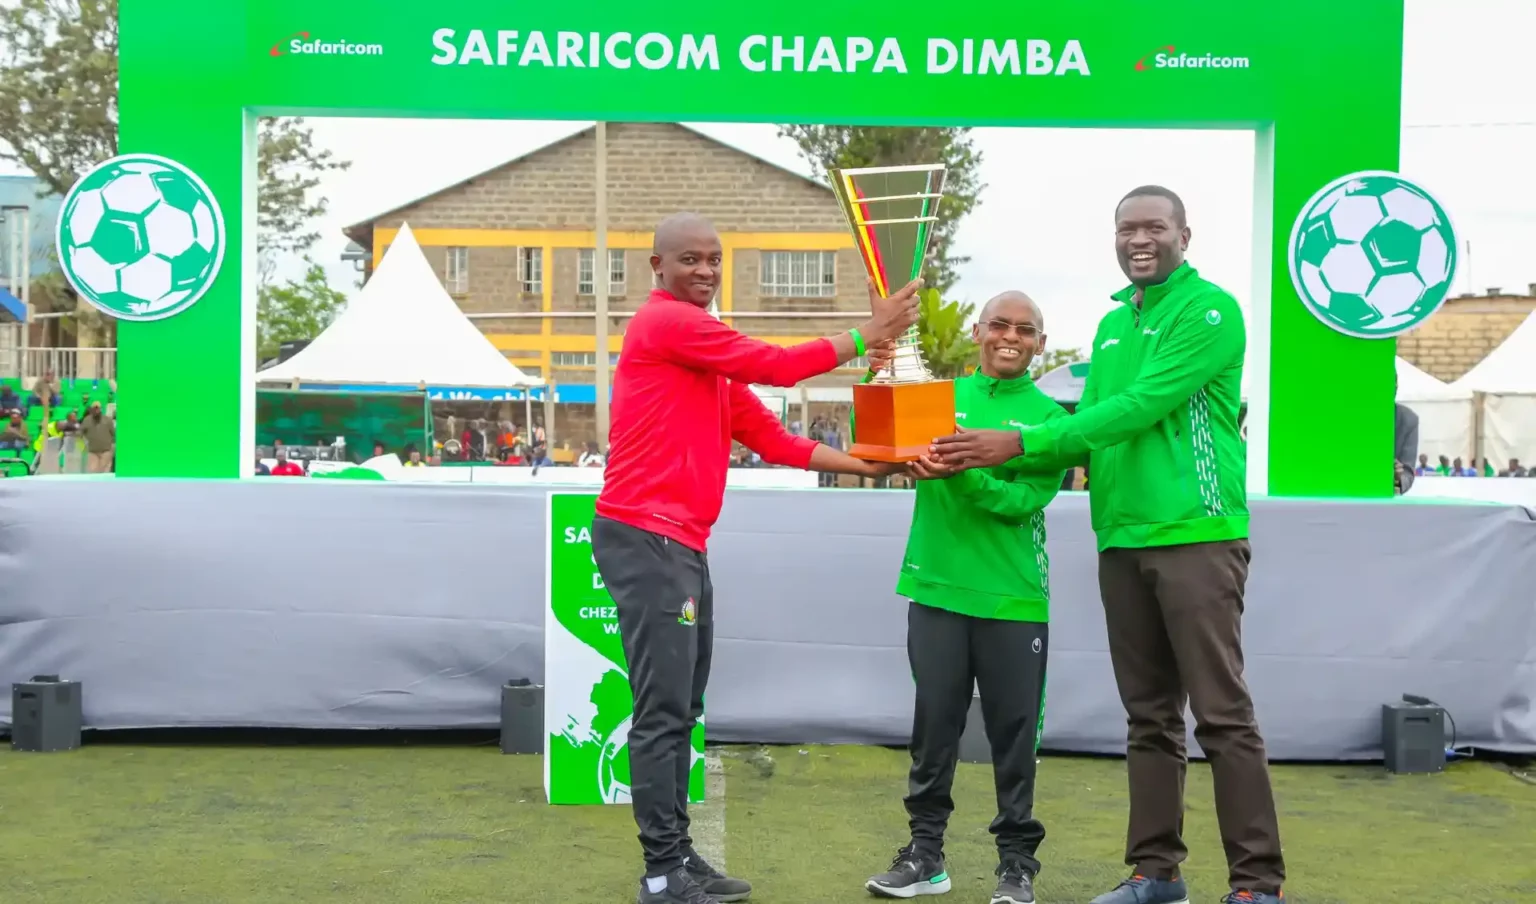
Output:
[1448, 309, 1536, 467]
[1451, 309, 1536, 396]
[1396, 356, 1470, 403]
[259, 223, 542, 389]
[1394, 357, 1474, 462]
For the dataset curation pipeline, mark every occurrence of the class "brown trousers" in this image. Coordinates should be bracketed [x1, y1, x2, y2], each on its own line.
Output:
[1098, 539, 1285, 893]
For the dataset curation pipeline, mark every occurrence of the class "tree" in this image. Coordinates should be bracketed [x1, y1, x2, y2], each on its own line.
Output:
[0, 0, 117, 199]
[256, 117, 351, 286]
[0, 0, 350, 322]
[256, 259, 347, 361]
[777, 125, 984, 294]
[915, 289, 977, 379]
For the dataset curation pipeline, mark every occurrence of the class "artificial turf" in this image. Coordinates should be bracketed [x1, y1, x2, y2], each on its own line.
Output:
[1, 740, 1531, 903]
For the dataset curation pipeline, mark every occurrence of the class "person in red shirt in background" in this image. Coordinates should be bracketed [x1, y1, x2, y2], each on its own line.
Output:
[269, 444, 305, 477]
[595, 212, 920, 904]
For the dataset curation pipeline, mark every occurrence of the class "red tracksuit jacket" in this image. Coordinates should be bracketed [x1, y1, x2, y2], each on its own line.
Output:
[595, 289, 837, 551]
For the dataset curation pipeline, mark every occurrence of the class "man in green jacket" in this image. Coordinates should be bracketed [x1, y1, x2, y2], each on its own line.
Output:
[863, 291, 1067, 904]
[931, 187, 1285, 904]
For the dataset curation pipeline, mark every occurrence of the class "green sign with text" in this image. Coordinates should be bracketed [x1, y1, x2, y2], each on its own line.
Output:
[545, 493, 704, 805]
[117, 0, 1407, 498]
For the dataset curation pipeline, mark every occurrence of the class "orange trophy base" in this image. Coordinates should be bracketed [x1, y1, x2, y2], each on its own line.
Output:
[849, 380, 957, 463]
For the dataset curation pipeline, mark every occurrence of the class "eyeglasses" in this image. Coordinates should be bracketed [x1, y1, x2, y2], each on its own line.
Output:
[983, 320, 1041, 339]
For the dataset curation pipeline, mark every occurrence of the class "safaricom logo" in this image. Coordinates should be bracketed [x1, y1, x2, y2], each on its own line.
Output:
[270, 31, 385, 57]
[1135, 45, 1249, 71]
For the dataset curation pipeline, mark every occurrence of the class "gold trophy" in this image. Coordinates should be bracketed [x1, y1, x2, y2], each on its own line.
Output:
[829, 164, 956, 462]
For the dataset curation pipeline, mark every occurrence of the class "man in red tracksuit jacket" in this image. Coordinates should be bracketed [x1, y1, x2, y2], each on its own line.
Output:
[594, 212, 921, 904]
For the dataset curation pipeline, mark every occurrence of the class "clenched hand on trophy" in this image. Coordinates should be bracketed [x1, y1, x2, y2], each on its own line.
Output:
[861, 275, 923, 376]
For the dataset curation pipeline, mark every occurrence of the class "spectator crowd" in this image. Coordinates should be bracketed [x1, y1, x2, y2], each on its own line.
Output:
[0, 370, 116, 475]
[252, 419, 610, 477]
[1415, 454, 1531, 478]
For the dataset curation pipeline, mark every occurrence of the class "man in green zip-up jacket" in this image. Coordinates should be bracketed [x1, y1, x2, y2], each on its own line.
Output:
[863, 291, 1066, 904]
[930, 188, 1285, 904]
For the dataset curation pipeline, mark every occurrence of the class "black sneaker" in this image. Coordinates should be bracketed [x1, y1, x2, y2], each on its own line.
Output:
[637, 867, 719, 904]
[991, 856, 1035, 904]
[1088, 874, 1189, 904]
[683, 849, 752, 902]
[865, 844, 951, 898]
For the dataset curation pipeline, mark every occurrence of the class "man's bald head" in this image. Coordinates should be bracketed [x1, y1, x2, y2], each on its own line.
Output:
[980, 290, 1044, 331]
[650, 213, 724, 306]
[973, 290, 1045, 379]
[652, 212, 717, 255]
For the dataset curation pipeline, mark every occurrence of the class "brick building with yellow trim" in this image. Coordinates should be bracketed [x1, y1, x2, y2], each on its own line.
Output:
[1396, 285, 1536, 383]
[343, 122, 873, 403]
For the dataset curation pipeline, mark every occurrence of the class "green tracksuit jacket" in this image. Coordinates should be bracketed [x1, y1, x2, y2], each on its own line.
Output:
[887, 371, 1069, 622]
[1006, 262, 1248, 552]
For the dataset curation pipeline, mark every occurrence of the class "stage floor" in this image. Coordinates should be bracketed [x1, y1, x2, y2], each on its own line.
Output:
[1, 479, 1532, 758]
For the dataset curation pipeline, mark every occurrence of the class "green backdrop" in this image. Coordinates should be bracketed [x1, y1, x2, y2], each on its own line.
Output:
[255, 389, 430, 460]
[117, 0, 1405, 497]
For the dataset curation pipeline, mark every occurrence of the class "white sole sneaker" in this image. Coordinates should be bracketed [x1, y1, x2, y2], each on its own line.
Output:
[865, 875, 953, 898]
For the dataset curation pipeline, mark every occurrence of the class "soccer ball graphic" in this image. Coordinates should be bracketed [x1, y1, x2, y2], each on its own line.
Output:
[56, 154, 225, 322]
[1288, 172, 1457, 339]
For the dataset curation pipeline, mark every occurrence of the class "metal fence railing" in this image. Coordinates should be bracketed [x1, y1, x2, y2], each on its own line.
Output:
[0, 346, 118, 384]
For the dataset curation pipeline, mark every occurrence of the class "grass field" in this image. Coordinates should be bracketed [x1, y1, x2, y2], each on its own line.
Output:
[2, 739, 1533, 903]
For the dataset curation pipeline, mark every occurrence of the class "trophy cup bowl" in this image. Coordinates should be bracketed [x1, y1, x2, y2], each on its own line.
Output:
[829, 163, 956, 462]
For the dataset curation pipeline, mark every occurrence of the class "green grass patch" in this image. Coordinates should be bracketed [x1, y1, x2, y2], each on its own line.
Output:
[0, 742, 1531, 903]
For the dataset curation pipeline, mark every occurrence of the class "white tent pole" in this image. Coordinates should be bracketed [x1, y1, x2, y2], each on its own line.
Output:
[594, 122, 612, 449]
[1472, 392, 1484, 465]
[545, 381, 557, 448]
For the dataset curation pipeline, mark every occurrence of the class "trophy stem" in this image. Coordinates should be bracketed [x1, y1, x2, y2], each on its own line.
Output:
[874, 323, 931, 384]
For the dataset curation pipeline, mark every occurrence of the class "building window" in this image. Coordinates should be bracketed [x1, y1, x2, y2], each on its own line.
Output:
[551, 352, 621, 367]
[761, 250, 836, 297]
[519, 247, 543, 294]
[578, 249, 627, 296]
[445, 247, 469, 294]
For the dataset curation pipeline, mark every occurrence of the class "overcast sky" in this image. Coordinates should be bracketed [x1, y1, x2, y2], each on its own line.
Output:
[3, 0, 1531, 352]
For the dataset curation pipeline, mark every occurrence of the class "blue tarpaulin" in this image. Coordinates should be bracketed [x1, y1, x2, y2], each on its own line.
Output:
[0, 288, 25, 322]
[296, 382, 602, 403]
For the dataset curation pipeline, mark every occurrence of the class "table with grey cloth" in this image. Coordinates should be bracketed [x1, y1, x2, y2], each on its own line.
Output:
[0, 479, 1532, 759]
